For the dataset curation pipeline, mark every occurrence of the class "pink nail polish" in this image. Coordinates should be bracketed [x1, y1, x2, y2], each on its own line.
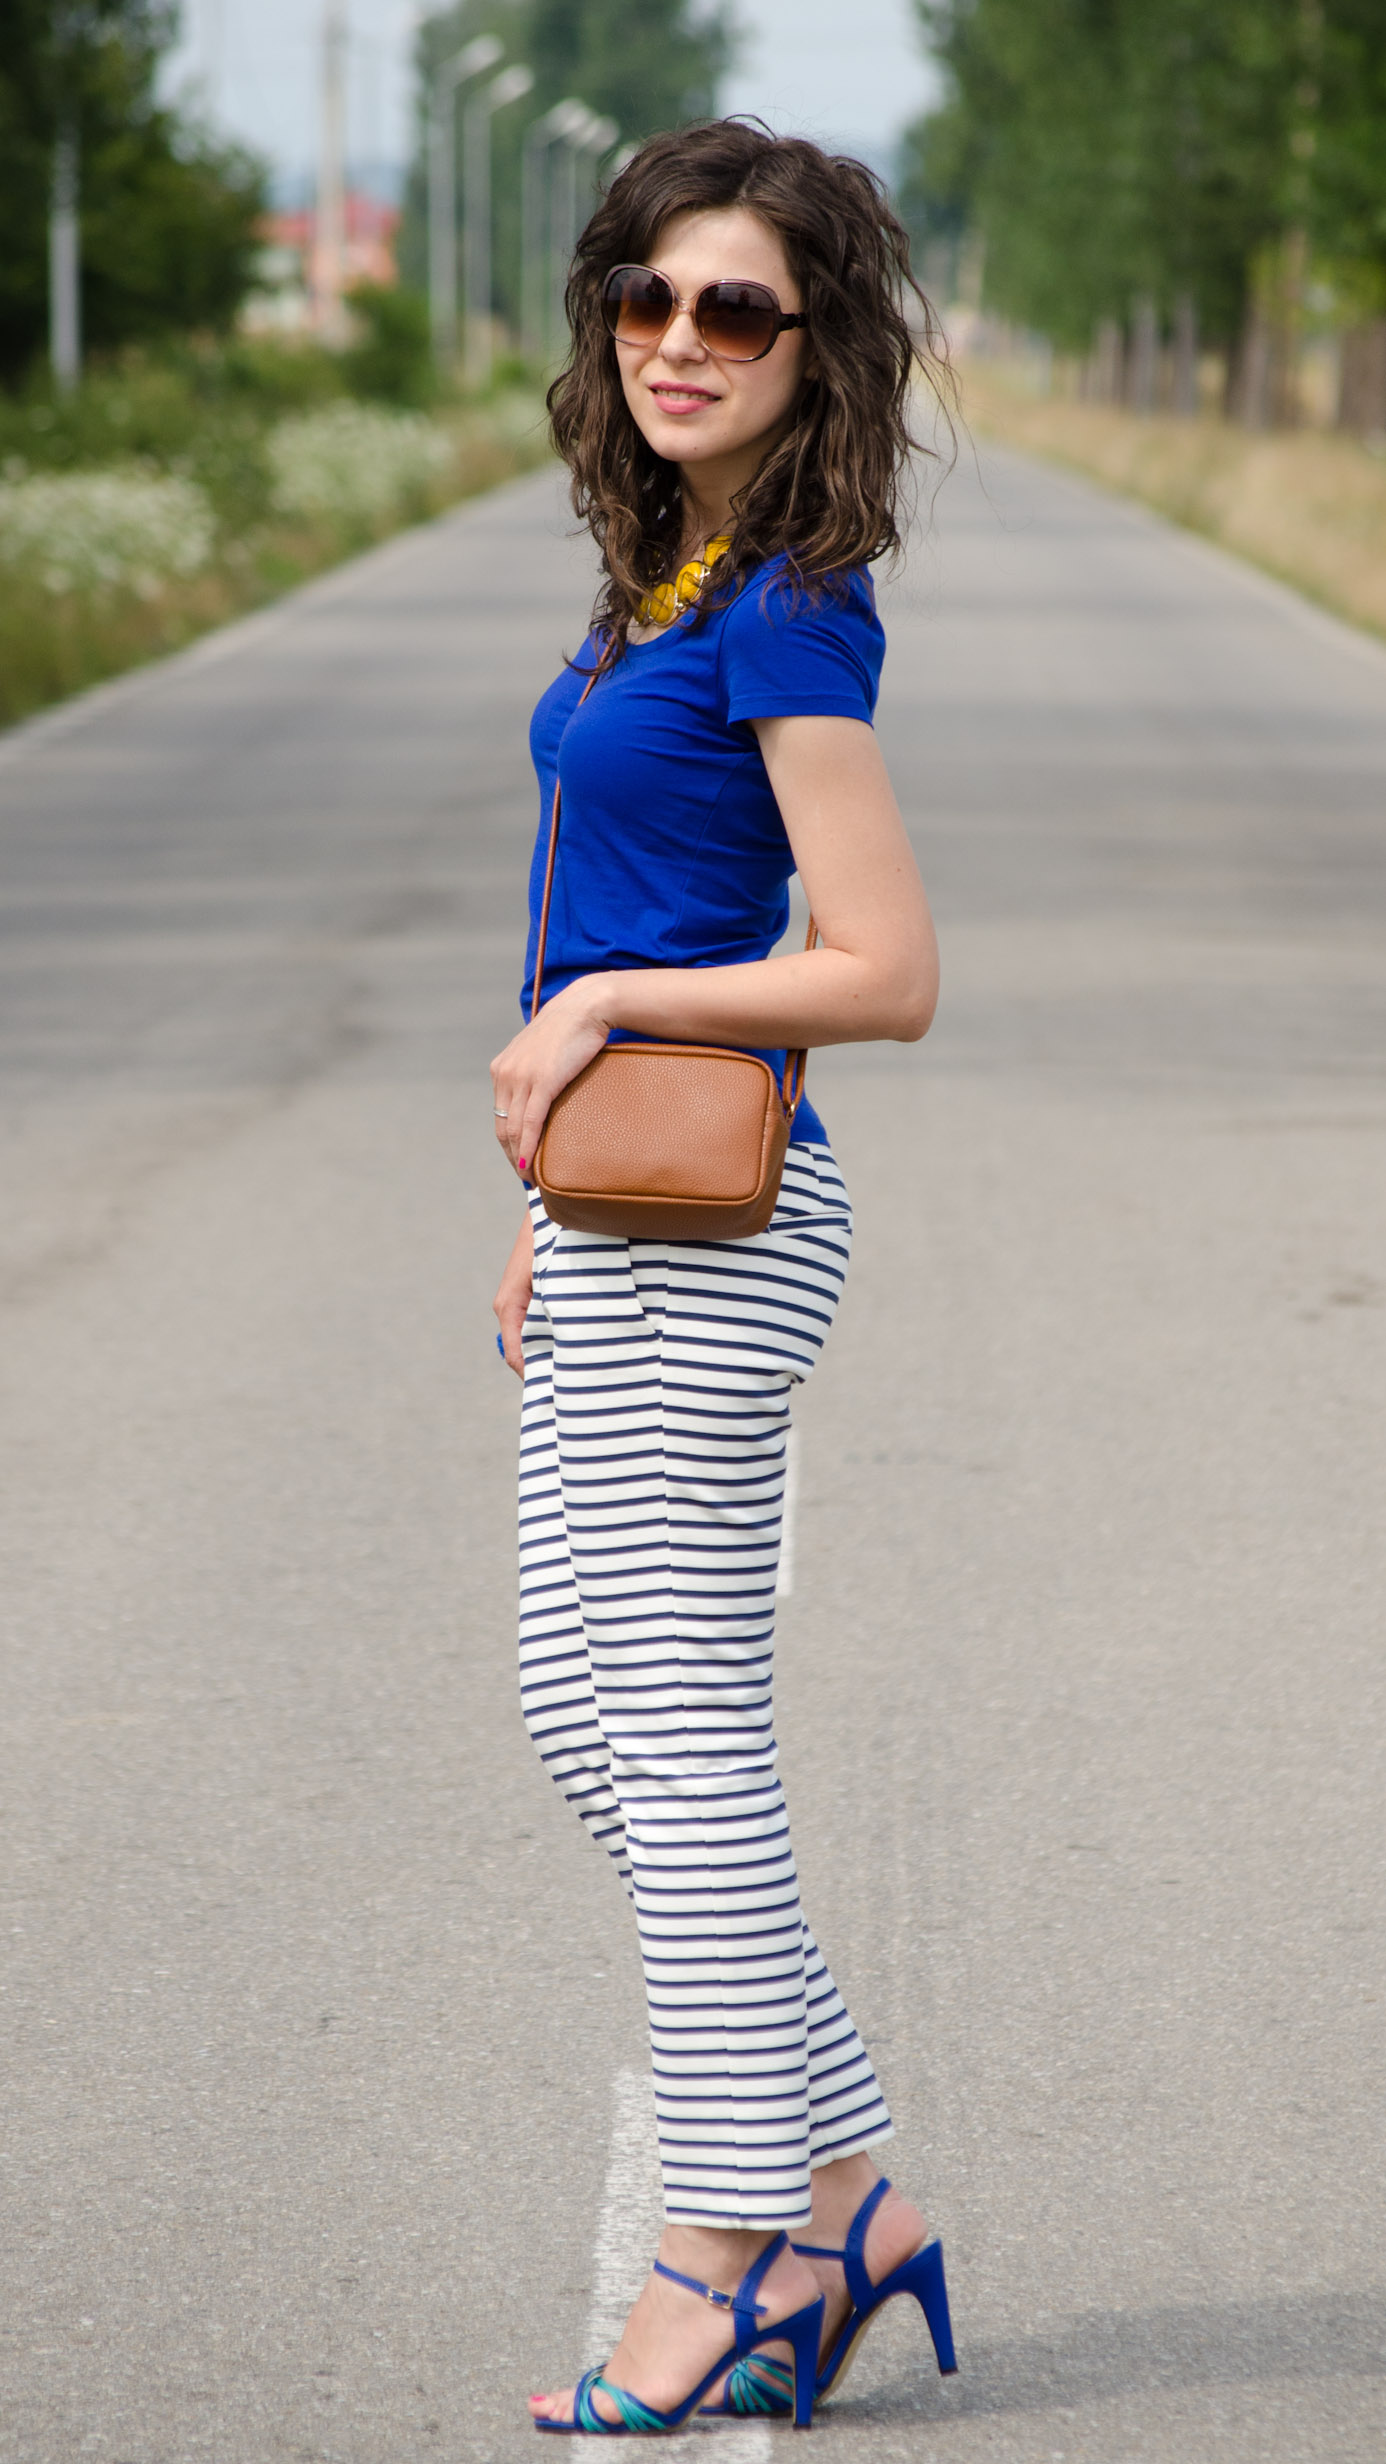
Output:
[518, 1157, 527, 1171]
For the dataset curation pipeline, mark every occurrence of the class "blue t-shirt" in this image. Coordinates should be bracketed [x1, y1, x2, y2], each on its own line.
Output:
[523, 557, 885, 1148]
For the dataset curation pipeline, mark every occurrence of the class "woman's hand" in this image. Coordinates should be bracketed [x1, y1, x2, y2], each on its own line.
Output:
[490, 976, 615, 1180]
[492, 1209, 534, 1378]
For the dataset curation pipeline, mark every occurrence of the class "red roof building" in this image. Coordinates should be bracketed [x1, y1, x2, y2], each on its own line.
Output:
[247, 194, 402, 336]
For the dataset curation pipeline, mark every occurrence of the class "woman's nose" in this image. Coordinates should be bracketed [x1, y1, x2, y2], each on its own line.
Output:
[660, 306, 707, 363]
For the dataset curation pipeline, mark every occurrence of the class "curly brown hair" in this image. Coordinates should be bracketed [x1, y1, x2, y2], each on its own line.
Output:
[547, 118, 953, 659]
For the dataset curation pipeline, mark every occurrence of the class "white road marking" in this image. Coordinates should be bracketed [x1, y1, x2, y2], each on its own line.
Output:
[586, 2070, 667, 2360]
[582, 2068, 772, 2453]
[775, 1425, 801, 1598]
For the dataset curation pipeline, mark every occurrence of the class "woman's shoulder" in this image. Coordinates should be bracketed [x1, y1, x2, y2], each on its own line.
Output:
[717, 555, 885, 724]
[726, 552, 878, 624]
[719, 556, 883, 667]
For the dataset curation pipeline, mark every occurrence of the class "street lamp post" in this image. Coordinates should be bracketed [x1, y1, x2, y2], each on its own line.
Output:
[577, 112, 619, 225]
[521, 100, 590, 366]
[427, 33, 503, 373]
[462, 63, 534, 391]
[548, 109, 617, 361]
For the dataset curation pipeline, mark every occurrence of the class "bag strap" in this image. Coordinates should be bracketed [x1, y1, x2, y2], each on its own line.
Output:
[529, 667, 599, 1024]
[530, 664, 815, 1119]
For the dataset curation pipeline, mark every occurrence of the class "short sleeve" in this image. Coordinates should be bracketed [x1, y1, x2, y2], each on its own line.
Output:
[720, 563, 885, 728]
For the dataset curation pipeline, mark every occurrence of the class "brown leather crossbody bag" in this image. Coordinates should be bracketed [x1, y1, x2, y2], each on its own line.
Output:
[530, 676, 817, 1241]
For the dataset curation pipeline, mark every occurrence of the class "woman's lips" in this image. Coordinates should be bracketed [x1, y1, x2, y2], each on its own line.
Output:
[649, 385, 719, 415]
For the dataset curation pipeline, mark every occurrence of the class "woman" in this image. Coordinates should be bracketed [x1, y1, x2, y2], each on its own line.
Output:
[490, 119, 953, 2434]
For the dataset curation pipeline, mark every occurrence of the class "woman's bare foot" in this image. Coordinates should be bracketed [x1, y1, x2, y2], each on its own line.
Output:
[800, 2154, 930, 2368]
[528, 2224, 821, 2428]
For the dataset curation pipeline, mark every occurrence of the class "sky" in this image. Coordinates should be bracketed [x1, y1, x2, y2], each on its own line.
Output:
[160, 0, 939, 194]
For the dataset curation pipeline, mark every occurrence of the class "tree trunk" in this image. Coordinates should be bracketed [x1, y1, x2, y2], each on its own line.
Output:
[1336, 321, 1386, 436]
[1172, 292, 1198, 416]
[1127, 295, 1158, 412]
[1233, 304, 1271, 428]
[1088, 316, 1123, 405]
[1267, 227, 1308, 426]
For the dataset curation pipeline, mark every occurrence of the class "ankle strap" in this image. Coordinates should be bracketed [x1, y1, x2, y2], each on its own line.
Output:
[842, 2176, 892, 2311]
[794, 2177, 894, 2312]
[652, 2230, 789, 2355]
[652, 2258, 756, 2312]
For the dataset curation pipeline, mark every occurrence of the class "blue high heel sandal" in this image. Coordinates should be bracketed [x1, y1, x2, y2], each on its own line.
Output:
[533, 2230, 825, 2434]
[700, 2178, 957, 2418]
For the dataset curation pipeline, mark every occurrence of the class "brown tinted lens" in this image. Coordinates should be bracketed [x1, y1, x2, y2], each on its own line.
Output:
[602, 266, 675, 344]
[696, 280, 780, 360]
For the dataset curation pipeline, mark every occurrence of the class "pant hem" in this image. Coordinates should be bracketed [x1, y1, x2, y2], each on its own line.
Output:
[663, 2207, 815, 2232]
[808, 2121, 895, 2171]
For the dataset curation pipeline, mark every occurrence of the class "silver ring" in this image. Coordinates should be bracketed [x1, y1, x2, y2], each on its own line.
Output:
[493, 1108, 509, 1119]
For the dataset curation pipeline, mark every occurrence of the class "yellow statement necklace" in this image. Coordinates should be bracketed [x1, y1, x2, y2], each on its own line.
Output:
[639, 534, 731, 630]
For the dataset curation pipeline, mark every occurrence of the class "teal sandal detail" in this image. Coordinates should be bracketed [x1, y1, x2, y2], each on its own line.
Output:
[707, 2351, 796, 2415]
[533, 2231, 824, 2433]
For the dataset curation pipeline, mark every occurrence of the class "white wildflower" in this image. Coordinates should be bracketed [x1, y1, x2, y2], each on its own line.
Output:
[267, 401, 452, 523]
[0, 469, 215, 596]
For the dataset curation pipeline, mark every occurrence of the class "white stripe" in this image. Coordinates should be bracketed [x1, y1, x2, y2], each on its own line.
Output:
[519, 1152, 891, 2231]
[774, 1425, 801, 1599]
[583, 2068, 772, 2456]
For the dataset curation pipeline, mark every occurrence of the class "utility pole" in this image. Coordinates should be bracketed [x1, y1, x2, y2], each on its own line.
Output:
[49, 114, 81, 394]
[49, 2, 84, 394]
[317, 0, 349, 344]
[521, 100, 590, 365]
[204, 0, 226, 121]
[427, 35, 503, 376]
[462, 64, 534, 391]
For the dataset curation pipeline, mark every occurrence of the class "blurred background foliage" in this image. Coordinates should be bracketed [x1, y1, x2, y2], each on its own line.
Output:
[0, 0, 266, 385]
[899, 0, 1386, 401]
[4, 0, 1385, 718]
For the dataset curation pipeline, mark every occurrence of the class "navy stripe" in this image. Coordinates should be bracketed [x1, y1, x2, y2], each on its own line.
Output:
[516, 1146, 893, 2228]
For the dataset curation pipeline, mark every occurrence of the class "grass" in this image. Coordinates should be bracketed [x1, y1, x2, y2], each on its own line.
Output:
[955, 357, 1386, 644]
[0, 337, 553, 730]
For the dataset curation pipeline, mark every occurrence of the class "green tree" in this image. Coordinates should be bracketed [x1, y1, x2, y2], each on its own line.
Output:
[901, 0, 1311, 355]
[0, 0, 266, 387]
[343, 282, 437, 406]
[1311, 0, 1386, 298]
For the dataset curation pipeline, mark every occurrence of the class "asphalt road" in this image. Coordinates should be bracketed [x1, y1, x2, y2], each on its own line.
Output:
[1, 450, 1383, 2464]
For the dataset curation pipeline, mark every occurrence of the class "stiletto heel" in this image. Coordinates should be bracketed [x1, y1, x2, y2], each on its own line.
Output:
[782, 2295, 823, 2429]
[703, 2177, 959, 2418]
[805, 2179, 958, 2400]
[887, 2233, 956, 2374]
[533, 2232, 825, 2434]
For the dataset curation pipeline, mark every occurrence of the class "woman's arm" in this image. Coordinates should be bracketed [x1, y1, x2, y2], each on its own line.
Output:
[490, 714, 937, 1180]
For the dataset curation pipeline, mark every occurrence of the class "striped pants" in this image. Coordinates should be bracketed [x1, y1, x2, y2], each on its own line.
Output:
[517, 1143, 893, 2228]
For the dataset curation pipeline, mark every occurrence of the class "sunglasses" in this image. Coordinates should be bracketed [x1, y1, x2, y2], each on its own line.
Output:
[601, 263, 808, 364]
